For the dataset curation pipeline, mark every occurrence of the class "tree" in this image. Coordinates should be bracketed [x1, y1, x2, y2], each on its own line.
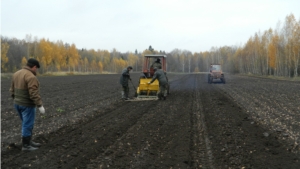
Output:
[38, 38, 53, 73]
[283, 13, 297, 77]
[127, 53, 138, 70]
[179, 53, 185, 72]
[291, 18, 300, 77]
[98, 61, 103, 73]
[84, 57, 89, 72]
[67, 44, 80, 72]
[102, 50, 111, 71]
[52, 40, 67, 71]
[262, 28, 273, 75]
[90, 60, 97, 72]
[25, 34, 32, 59]
[21, 57, 27, 68]
[148, 45, 154, 52]
[1, 42, 9, 72]
[268, 35, 278, 70]
[112, 58, 127, 73]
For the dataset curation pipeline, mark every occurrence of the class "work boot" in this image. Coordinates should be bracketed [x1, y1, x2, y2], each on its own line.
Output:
[121, 91, 125, 99]
[29, 136, 41, 147]
[22, 136, 38, 151]
[30, 140, 41, 147]
[124, 92, 130, 100]
[22, 144, 38, 151]
[163, 96, 166, 100]
[157, 93, 162, 100]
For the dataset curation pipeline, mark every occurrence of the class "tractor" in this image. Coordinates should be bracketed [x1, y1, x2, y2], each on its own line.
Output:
[134, 54, 169, 100]
[208, 64, 226, 84]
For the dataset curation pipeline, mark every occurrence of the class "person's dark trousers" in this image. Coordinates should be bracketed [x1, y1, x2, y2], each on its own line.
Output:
[122, 85, 129, 99]
[158, 84, 167, 100]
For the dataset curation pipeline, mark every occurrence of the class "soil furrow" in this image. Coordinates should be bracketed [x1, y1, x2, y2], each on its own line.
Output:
[215, 74, 300, 151]
[1, 73, 299, 169]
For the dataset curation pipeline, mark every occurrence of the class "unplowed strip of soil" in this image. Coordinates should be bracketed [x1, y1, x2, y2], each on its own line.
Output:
[1, 73, 299, 169]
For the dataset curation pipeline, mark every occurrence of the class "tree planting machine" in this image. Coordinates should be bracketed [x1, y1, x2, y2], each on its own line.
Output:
[130, 54, 169, 101]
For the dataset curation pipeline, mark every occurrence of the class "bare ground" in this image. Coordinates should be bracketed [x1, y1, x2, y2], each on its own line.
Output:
[1, 73, 300, 169]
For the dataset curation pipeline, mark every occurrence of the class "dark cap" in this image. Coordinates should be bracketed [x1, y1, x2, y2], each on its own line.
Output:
[157, 58, 160, 61]
[27, 58, 40, 68]
[127, 66, 133, 69]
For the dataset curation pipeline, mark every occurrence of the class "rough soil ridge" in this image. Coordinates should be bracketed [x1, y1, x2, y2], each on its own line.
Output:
[1, 73, 299, 168]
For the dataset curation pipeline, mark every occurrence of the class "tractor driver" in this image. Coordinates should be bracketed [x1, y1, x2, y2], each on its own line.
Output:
[151, 58, 162, 69]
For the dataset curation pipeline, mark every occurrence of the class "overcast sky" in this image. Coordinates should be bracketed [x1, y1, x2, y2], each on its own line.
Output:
[1, 0, 300, 53]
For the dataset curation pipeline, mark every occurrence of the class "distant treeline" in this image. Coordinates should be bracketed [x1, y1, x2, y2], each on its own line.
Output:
[1, 13, 299, 77]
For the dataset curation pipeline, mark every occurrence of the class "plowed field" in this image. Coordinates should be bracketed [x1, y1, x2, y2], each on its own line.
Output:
[1, 73, 300, 169]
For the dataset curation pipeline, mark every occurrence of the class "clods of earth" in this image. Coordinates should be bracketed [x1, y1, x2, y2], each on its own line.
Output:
[1, 73, 300, 168]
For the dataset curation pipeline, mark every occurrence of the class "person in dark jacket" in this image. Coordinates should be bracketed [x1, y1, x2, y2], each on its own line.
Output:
[151, 58, 162, 69]
[9, 58, 45, 151]
[148, 67, 168, 100]
[119, 66, 133, 100]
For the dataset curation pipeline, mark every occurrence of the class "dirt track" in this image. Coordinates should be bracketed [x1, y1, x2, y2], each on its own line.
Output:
[1, 73, 300, 169]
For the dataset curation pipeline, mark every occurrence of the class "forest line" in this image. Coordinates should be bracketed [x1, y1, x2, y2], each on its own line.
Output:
[1, 13, 299, 77]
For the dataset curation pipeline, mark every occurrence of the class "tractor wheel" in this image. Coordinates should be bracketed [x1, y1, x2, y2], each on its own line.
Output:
[221, 75, 226, 84]
[222, 78, 226, 84]
[208, 74, 211, 83]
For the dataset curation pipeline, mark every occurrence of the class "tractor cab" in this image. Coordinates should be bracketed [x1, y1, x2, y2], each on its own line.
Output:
[142, 55, 167, 78]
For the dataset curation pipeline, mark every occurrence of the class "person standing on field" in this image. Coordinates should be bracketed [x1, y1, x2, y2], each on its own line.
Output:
[9, 58, 46, 151]
[147, 67, 168, 100]
[120, 66, 133, 100]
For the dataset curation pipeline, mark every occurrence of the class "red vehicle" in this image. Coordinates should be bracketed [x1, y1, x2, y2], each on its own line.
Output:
[208, 64, 225, 84]
[142, 54, 167, 77]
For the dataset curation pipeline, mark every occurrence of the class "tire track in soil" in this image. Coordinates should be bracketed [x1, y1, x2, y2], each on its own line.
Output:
[2, 74, 299, 168]
[1, 100, 158, 168]
[198, 74, 300, 169]
[2, 74, 194, 169]
[88, 74, 200, 168]
[1, 75, 123, 148]
[215, 74, 300, 152]
[192, 74, 215, 169]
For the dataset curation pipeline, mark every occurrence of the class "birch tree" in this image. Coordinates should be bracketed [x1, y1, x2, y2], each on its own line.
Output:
[38, 38, 53, 73]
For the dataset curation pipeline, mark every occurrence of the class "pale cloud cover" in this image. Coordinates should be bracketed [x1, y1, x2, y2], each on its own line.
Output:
[1, 0, 300, 53]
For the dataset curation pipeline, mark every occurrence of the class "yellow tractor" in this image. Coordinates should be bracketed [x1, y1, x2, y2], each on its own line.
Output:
[133, 54, 168, 100]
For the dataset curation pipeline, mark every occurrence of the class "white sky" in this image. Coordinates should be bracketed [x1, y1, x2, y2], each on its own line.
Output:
[1, 0, 300, 53]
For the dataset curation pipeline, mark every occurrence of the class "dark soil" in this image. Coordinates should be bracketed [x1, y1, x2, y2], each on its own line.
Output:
[1, 73, 299, 169]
